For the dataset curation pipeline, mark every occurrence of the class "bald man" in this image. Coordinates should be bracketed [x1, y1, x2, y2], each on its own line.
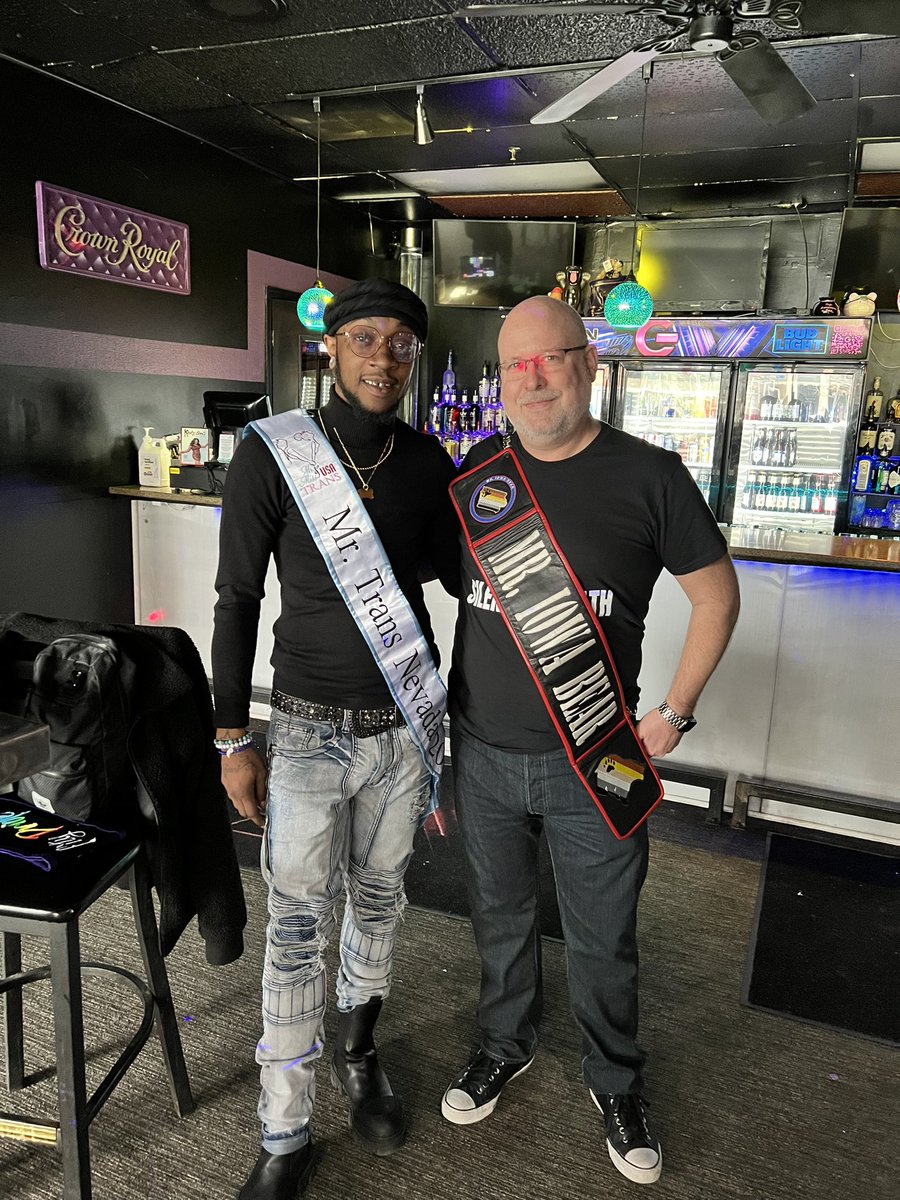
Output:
[441, 296, 740, 1186]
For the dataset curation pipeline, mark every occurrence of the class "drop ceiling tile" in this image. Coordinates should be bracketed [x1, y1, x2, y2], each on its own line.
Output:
[326, 122, 589, 174]
[165, 103, 299, 144]
[167, 19, 495, 104]
[859, 38, 900, 97]
[596, 143, 854, 191]
[859, 95, 900, 138]
[393, 160, 606, 195]
[466, 11, 793, 71]
[382, 77, 544, 131]
[0, 0, 143, 64]
[58, 53, 234, 112]
[264, 96, 413, 142]
[66, 0, 449, 52]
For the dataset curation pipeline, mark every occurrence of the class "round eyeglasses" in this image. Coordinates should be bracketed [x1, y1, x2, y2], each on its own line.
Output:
[338, 326, 421, 364]
[498, 345, 588, 376]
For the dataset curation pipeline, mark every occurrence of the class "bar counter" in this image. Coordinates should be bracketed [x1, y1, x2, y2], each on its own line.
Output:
[111, 487, 900, 836]
[724, 526, 900, 572]
[111, 486, 900, 571]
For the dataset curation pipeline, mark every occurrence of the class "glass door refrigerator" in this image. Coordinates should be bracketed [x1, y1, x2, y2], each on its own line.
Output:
[725, 362, 867, 533]
[612, 362, 730, 509]
[589, 361, 615, 423]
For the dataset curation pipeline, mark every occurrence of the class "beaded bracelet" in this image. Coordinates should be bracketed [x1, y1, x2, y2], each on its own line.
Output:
[214, 732, 254, 757]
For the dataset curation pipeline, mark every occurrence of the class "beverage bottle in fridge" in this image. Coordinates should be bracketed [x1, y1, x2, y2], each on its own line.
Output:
[864, 376, 884, 421]
[809, 474, 823, 514]
[786, 428, 798, 467]
[824, 477, 837, 515]
[751, 429, 767, 465]
[742, 472, 755, 509]
[788, 474, 801, 512]
[442, 352, 456, 403]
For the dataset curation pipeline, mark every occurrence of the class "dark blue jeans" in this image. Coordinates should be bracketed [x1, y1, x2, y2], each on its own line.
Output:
[452, 728, 649, 1096]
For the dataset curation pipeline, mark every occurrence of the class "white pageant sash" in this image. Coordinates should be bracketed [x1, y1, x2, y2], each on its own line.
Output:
[247, 410, 446, 810]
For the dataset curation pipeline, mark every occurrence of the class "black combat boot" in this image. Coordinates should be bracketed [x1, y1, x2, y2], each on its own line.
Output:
[237, 1141, 317, 1200]
[330, 997, 406, 1155]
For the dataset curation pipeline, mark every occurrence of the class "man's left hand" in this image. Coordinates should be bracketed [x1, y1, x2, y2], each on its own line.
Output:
[635, 708, 683, 759]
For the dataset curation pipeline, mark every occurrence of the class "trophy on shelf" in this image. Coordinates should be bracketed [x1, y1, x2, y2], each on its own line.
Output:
[587, 258, 625, 317]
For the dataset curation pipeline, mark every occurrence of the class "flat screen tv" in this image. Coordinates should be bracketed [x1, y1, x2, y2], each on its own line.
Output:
[831, 207, 900, 311]
[433, 219, 577, 308]
[634, 221, 770, 315]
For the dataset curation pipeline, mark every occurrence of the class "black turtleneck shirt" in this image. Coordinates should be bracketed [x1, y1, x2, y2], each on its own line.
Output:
[211, 391, 459, 728]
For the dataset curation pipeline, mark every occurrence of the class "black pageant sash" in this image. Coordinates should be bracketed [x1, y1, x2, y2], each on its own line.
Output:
[450, 447, 663, 838]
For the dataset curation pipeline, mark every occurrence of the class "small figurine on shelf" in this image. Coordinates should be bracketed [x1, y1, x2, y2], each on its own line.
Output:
[811, 296, 841, 316]
[555, 266, 592, 313]
[587, 258, 625, 317]
[842, 289, 878, 318]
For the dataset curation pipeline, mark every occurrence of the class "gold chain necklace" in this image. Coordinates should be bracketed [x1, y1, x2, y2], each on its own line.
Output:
[317, 413, 394, 500]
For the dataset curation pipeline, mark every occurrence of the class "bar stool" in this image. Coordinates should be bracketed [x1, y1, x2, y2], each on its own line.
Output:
[0, 798, 196, 1200]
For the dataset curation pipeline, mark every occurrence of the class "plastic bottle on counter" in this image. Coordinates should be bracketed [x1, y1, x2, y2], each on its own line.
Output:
[139, 427, 169, 488]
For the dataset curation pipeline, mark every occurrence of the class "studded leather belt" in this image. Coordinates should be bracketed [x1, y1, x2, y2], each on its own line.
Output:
[270, 689, 403, 737]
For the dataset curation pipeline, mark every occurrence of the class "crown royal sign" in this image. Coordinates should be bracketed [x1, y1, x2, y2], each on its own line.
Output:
[35, 181, 190, 294]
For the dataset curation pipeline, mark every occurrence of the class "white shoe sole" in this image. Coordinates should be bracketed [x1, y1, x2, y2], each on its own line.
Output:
[441, 1057, 534, 1126]
[590, 1089, 662, 1185]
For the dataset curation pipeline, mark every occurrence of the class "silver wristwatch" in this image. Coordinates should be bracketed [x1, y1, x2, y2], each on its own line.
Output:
[657, 700, 697, 734]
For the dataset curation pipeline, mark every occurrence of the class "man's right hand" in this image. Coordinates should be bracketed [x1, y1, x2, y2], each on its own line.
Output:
[221, 745, 268, 828]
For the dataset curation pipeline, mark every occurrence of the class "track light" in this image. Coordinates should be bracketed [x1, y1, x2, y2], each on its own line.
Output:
[414, 85, 434, 146]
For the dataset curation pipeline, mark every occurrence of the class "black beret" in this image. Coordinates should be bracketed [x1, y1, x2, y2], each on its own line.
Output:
[323, 278, 428, 342]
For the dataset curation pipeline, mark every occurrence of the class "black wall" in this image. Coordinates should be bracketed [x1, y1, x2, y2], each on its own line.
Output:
[0, 58, 377, 622]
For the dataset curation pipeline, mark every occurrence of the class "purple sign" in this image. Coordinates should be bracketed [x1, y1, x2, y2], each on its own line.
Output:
[582, 316, 871, 361]
[35, 181, 190, 294]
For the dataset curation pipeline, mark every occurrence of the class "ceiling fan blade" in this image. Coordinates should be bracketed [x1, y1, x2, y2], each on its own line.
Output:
[796, 0, 900, 36]
[716, 33, 817, 124]
[530, 45, 663, 123]
[457, 4, 650, 15]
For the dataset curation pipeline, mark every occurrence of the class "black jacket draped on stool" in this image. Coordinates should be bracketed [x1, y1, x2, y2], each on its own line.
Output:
[0, 612, 246, 965]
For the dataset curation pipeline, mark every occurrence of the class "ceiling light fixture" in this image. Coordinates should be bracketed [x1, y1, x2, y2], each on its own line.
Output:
[604, 64, 654, 332]
[414, 85, 435, 146]
[296, 96, 334, 335]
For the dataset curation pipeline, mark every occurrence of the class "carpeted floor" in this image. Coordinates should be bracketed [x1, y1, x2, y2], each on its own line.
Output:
[3, 835, 898, 1200]
[744, 832, 900, 1044]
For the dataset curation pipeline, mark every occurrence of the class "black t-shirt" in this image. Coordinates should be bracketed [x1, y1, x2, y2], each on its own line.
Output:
[212, 397, 459, 728]
[450, 424, 728, 752]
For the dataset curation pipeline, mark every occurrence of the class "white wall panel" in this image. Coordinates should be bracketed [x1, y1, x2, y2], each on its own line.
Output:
[766, 565, 900, 801]
[133, 500, 279, 691]
[638, 561, 786, 777]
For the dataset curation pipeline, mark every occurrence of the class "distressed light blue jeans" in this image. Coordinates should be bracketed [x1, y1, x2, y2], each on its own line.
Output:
[256, 709, 431, 1155]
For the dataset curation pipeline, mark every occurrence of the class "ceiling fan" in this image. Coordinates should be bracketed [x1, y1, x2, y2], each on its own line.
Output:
[456, 1, 900, 125]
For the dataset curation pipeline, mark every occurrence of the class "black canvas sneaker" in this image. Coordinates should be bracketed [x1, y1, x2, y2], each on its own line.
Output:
[590, 1091, 662, 1185]
[441, 1050, 534, 1125]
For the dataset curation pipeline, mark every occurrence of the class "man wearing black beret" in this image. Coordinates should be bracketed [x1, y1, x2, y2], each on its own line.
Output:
[212, 279, 459, 1199]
